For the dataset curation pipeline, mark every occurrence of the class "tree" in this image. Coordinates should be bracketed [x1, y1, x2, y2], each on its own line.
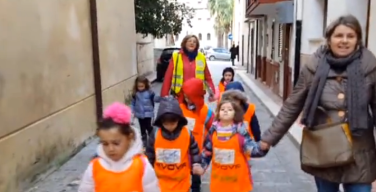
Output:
[208, 0, 234, 47]
[135, 0, 195, 38]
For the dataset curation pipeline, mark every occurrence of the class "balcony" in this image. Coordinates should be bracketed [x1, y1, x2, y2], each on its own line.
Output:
[246, 0, 291, 18]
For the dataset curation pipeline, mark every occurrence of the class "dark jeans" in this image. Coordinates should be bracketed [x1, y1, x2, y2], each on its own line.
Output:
[231, 58, 235, 66]
[315, 177, 371, 192]
[138, 117, 153, 146]
[191, 173, 201, 192]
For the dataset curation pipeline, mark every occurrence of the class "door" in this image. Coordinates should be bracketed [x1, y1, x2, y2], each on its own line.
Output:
[282, 24, 292, 101]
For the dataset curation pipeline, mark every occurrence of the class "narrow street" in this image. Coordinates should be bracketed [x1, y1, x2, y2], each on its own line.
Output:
[28, 61, 315, 192]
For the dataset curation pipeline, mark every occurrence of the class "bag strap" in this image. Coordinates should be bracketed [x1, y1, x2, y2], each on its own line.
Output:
[204, 108, 213, 126]
[172, 53, 180, 96]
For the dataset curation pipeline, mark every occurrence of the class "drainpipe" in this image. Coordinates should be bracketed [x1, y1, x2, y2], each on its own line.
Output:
[89, 0, 103, 120]
[293, 0, 303, 86]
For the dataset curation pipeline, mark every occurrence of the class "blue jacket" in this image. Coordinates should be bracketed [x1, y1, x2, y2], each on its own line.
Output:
[131, 90, 160, 118]
[225, 82, 261, 141]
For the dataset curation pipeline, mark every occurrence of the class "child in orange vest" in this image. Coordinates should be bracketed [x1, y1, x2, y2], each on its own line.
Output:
[222, 81, 261, 141]
[217, 67, 235, 94]
[78, 102, 160, 192]
[178, 78, 215, 192]
[145, 96, 202, 192]
[193, 100, 268, 192]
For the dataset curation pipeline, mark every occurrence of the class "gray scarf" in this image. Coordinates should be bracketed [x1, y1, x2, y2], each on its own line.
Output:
[301, 48, 368, 135]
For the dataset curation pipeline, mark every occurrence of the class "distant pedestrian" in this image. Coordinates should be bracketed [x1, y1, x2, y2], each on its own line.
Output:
[194, 100, 268, 191]
[229, 43, 237, 66]
[78, 102, 160, 192]
[131, 76, 160, 148]
[236, 43, 240, 62]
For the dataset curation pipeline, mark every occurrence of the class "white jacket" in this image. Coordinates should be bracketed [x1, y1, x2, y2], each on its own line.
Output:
[78, 127, 160, 192]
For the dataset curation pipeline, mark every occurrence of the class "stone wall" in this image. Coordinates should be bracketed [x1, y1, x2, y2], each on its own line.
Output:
[136, 34, 155, 75]
[0, 0, 137, 191]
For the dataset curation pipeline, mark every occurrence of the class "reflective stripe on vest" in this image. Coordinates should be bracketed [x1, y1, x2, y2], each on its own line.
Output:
[154, 127, 191, 192]
[243, 103, 256, 139]
[171, 52, 206, 94]
[210, 131, 253, 192]
[180, 104, 210, 152]
[92, 156, 144, 192]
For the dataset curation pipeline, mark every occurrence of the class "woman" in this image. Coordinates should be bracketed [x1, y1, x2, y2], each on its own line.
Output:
[259, 15, 376, 192]
[160, 35, 216, 100]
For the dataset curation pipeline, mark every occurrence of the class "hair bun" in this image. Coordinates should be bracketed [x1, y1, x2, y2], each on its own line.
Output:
[103, 102, 132, 124]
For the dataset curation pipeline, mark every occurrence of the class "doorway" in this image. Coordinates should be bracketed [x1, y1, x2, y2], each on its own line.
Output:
[282, 24, 292, 101]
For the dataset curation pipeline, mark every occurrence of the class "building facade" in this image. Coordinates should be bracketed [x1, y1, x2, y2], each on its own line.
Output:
[175, 0, 218, 47]
[0, 0, 140, 191]
[237, 0, 374, 101]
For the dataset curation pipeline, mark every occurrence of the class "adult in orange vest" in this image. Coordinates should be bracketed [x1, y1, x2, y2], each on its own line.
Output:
[145, 97, 201, 192]
[178, 78, 215, 192]
[221, 81, 261, 141]
[195, 100, 268, 192]
[78, 102, 160, 192]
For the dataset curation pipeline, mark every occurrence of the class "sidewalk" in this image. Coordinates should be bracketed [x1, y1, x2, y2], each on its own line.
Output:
[236, 70, 303, 145]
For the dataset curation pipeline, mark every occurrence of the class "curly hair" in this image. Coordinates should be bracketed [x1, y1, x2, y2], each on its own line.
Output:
[132, 76, 151, 96]
[215, 100, 244, 123]
[220, 89, 248, 106]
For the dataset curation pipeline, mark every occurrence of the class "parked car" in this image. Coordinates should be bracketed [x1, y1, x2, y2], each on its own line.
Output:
[205, 48, 231, 61]
[156, 47, 180, 82]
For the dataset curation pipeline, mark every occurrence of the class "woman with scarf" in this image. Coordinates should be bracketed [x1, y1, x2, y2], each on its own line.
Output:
[160, 35, 216, 100]
[259, 15, 376, 192]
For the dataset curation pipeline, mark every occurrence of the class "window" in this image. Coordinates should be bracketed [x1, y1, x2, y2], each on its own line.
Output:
[198, 1, 201, 3]
[198, 18, 202, 20]
[175, 34, 179, 41]
[207, 18, 210, 21]
[270, 20, 276, 59]
[198, 33, 202, 40]
[207, 33, 211, 40]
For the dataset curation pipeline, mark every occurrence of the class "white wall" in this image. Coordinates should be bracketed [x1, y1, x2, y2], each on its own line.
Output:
[176, 0, 217, 47]
[368, 0, 376, 54]
[301, 0, 369, 55]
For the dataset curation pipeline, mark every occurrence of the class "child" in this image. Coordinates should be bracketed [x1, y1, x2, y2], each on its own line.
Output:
[194, 100, 267, 192]
[218, 67, 235, 94]
[222, 81, 261, 141]
[78, 102, 160, 192]
[145, 96, 201, 192]
[131, 76, 160, 147]
[178, 78, 215, 192]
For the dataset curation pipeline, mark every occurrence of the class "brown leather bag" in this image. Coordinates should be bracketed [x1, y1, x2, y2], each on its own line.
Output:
[300, 113, 354, 168]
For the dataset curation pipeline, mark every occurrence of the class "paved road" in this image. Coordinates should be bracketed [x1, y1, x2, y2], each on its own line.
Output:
[28, 61, 315, 192]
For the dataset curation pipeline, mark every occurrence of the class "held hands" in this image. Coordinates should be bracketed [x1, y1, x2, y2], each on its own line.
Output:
[259, 141, 270, 151]
[192, 164, 205, 175]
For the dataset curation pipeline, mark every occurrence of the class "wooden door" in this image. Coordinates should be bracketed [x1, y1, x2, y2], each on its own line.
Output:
[282, 24, 292, 101]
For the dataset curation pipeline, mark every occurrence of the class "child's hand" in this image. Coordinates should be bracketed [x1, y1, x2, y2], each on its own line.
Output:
[192, 163, 204, 175]
[259, 141, 270, 151]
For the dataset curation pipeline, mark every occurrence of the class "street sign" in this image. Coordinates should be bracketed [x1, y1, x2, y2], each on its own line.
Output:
[228, 33, 233, 40]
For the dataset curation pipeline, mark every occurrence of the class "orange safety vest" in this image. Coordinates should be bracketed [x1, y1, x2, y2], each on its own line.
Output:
[243, 103, 256, 139]
[154, 127, 191, 192]
[92, 155, 145, 192]
[210, 131, 253, 192]
[218, 81, 226, 93]
[180, 104, 212, 151]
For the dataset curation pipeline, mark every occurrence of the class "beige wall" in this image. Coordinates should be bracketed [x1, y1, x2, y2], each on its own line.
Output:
[0, 0, 137, 191]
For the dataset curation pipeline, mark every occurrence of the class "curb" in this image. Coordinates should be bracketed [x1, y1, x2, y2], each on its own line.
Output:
[236, 70, 302, 147]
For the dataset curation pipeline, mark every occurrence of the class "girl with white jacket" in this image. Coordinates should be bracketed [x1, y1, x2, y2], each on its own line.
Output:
[78, 102, 160, 192]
